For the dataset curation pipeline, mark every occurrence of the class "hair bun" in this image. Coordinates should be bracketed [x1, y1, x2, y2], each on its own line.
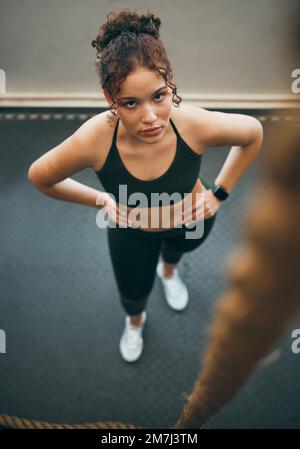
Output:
[91, 9, 161, 53]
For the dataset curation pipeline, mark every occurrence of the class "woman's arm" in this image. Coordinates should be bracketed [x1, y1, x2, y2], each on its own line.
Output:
[27, 114, 106, 209]
[30, 179, 103, 210]
[193, 108, 264, 193]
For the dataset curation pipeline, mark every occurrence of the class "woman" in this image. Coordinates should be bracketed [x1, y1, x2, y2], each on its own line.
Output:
[28, 9, 263, 363]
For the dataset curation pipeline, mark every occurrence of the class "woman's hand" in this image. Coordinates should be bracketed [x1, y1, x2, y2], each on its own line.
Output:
[203, 188, 222, 218]
[181, 186, 222, 226]
[97, 192, 133, 227]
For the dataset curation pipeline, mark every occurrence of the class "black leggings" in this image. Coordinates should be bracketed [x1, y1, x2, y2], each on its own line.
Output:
[107, 213, 217, 316]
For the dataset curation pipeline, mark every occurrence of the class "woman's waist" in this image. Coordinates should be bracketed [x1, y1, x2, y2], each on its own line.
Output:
[118, 178, 207, 232]
[122, 206, 185, 232]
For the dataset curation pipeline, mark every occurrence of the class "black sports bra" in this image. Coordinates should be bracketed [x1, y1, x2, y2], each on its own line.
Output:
[94, 117, 203, 206]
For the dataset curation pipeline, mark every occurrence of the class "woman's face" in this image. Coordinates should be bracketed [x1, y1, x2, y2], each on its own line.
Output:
[104, 66, 174, 143]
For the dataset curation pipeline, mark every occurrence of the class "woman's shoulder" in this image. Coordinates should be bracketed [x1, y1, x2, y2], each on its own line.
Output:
[174, 104, 263, 149]
[171, 103, 210, 154]
[81, 111, 118, 171]
[171, 103, 210, 125]
[83, 110, 117, 137]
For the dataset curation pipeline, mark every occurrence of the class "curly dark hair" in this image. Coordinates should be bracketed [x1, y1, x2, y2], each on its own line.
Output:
[91, 8, 182, 126]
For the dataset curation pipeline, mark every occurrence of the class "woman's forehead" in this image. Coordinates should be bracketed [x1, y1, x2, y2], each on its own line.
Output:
[121, 68, 163, 88]
[118, 70, 167, 97]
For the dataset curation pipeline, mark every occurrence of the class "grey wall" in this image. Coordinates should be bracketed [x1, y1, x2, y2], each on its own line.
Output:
[0, 0, 299, 96]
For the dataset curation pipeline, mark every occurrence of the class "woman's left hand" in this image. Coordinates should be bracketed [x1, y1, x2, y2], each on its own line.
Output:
[203, 188, 222, 218]
[181, 186, 222, 225]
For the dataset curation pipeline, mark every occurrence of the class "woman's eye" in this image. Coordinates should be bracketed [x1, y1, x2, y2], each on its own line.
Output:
[154, 93, 165, 101]
[125, 100, 135, 106]
[124, 100, 136, 108]
[124, 93, 165, 109]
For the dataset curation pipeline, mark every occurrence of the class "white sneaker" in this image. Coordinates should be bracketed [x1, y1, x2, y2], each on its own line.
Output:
[156, 261, 189, 311]
[119, 311, 147, 362]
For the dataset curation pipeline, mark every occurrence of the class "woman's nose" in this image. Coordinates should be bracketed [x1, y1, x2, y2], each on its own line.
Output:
[142, 108, 157, 124]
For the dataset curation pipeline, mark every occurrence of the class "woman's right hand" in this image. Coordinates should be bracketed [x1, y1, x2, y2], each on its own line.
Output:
[96, 192, 133, 227]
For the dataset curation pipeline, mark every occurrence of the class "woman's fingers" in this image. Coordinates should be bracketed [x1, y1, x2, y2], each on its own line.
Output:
[182, 196, 205, 215]
[181, 199, 215, 224]
[115, 207, 134, 227]
[102, 198, 133, 227]
[102, 203, 123, 226]
[117, 211, 133, 227]
[182, 203, 205, 223]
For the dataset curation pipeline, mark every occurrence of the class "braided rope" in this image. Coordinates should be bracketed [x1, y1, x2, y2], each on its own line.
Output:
[0, 413, 143, 429]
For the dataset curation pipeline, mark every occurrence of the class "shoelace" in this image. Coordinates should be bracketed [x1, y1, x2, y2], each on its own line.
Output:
[164, 275, 183, 297]
[126, 326, 142, 349]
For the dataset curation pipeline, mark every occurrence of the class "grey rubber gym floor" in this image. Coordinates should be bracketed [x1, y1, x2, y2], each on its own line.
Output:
[1, 109, 300, 429]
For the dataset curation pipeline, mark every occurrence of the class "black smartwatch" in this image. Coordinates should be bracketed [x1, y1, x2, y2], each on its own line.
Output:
[211, 184, 229, 201]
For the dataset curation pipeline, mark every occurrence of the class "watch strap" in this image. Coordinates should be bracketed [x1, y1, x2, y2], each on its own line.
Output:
[211, 184, 229, 201]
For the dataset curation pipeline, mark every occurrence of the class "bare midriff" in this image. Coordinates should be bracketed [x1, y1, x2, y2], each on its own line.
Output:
[117, 178, 206, 232]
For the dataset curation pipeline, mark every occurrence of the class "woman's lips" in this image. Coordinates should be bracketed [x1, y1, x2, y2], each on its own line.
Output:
[141, 127, 163, 136]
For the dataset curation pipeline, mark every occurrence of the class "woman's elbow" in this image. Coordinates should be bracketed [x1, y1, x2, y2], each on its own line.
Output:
[27, 163, 37, 184]
[27, 162, 46, 187]
[252, 118, 264, 145]
[27, 163, 39, 186]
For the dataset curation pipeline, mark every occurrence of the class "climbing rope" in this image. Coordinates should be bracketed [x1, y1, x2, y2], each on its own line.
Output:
[0, 412, 142, 429]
